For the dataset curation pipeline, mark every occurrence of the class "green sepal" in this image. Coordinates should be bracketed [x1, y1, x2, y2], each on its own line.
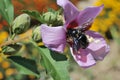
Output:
[41, 9, 63, 26]
[2, 44, 22, 55]
[12, 13, 31, 34]
[22, 10, 43, 23]
[32, 26, 41, 42]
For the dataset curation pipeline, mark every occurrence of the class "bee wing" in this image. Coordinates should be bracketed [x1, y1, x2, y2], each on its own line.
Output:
[72, 38, 80, 53]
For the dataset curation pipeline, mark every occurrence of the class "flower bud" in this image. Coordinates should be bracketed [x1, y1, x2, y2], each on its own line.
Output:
[42, 12, 56, 24]
[12, 13, 31, 34]
[32, 26, 41, 42]
[41, 11, 63, 26]
[2, 44, 22, 55]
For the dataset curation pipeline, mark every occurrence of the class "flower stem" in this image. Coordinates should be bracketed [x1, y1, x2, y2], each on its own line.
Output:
[11, 33, 16, 40]
[0, 35, 30, 48]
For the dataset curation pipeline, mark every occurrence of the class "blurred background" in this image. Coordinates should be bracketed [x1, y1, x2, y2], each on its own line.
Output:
[0, 0, 120, 80]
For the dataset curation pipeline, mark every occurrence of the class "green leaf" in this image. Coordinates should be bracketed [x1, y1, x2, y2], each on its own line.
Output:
[8, 56, 39, 77]
[2, 44, 22, 55]
[110, 26, 120, 44]
[0, 0, 14, 25]
[50, 50, 67, 61]
[22, 10, 43, 22]
[31, 41, 70, 80]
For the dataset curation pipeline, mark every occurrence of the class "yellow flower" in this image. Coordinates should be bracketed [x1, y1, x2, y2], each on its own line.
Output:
[38, 42, 44, 46]
[92, 0, 120, 36]
[0, 31, 8, 44]
[5, 68, 16, 76]
[0, 57, 3, 63]
[28, 75, 36, 79]
[0, 72, 3, 80]
[1, 61, 10, 69]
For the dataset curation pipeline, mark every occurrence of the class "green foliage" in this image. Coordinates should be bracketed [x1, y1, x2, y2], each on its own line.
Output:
[8, 56, 39, 77]
[41, 9, 63, 26]
[23, 9, 63, 26]
[50, 50, 67, 61]
[0, 1, 71, 80]
[12, 13, 31, 34]
[32, 26, 41, 42]
[22, 10, 42, 22]
[31, 41, 70, 80]
[2, 44, 22, 55]
[110, 26, 120, 44]
[0, 0, 14, 25]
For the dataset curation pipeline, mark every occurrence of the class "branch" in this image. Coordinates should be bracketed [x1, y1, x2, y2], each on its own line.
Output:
[0, 35, 31, 48]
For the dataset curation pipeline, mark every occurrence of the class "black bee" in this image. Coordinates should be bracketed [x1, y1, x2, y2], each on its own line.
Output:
[66, 18, 93, 52]
[67, 28, 89, 51]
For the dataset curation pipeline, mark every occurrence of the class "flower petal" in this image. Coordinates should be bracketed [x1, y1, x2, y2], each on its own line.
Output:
[40, 24, 66, 52]
[57, 0, 79, 24]
[86, 30, 110, 60]
[77, 5, 104, 28]
[70, 48, 96, 68]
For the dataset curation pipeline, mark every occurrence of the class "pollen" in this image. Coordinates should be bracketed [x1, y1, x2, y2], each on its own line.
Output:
[66, 37, 73, 43]
[86, 35, 94, 43]
[77, 51, 81, 54]
[94, 39, 101, 43]
[87, 35, 101, 44]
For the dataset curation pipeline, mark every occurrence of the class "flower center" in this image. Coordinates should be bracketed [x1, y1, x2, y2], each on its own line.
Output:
[67, 20, 78, 29]
[66, 28, 89, 51]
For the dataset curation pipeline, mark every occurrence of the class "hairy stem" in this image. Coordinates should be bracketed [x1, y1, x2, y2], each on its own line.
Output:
[0, 35, 30, 48]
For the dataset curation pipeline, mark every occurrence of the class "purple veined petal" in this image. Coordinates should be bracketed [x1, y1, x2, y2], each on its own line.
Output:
[77, 4, 104, 28]
[70, 48, 96, 68]
[57, 0, 79, 25]
[40, 24, 66, 53]
[85, 30, 110, 60]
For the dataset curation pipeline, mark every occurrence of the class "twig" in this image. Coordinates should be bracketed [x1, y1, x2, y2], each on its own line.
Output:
[0, 35, 31, 48]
